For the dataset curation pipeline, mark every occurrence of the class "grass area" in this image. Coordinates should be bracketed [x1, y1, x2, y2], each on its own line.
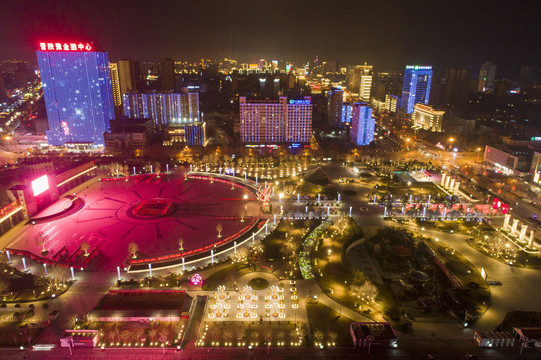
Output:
[466, 236, 541, 269]
[311, 218, 379, 318]
[202, 263, 251, 290]
[305, 301, 354, 347]
[0, 321, 44, 347]
[261, 219, 319, 280]
[248, 278, 269, 290]
[91, 321, 186, 347]
[425, 237, 490, 319]
[197, 321, 307, 347]
[0, 263, 72, 303]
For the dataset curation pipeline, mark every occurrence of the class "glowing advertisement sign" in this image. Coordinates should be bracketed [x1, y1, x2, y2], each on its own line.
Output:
[31, 175, 49, 197]
[38, 42, 93, 52]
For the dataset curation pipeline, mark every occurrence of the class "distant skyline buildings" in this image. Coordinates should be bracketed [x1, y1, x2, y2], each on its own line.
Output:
[478, 61, 497, 92]
[400, 65, 432, 114]
[36, 44, 115, 146]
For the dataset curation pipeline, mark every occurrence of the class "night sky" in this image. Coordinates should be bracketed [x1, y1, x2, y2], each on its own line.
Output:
[1, 0, 540, 74]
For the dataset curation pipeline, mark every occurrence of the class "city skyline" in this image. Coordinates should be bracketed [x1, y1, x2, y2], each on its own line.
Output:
[0, 1, 539, 75]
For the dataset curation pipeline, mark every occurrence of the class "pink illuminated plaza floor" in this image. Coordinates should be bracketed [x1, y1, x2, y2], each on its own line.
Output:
[6, 173, 262, 270]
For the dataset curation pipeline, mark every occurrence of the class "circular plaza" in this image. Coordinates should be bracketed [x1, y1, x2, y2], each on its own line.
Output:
[5, 172, 266, 272]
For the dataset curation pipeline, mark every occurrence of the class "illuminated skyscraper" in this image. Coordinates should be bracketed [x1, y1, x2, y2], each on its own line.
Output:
[109, 62, 122, 116]
[400, 65, 432, 114]
[359, 71, 373, 101]
[239, 97, 312, 144]
[36, 41, 115, 146]
[123, 92, 200, 128]
[350, 103, 374, 146]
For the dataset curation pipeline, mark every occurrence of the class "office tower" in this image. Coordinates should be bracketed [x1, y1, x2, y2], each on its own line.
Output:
[347, 64, 373, 93]
[123, 92, 200, 128]
[350, 103, 375, 146]
[444, 69, 471, 107]
[36, 41, 115, 146]
[327, 88, 343, 128]
[239, 96, 312, 144]
[412, 104, 444, 132]
[160, 58, 175, 91]
[478, 61, 497, 92]
[109, 62, 122, 116]
[400, 65, 433, 114]
[118, 59, 140, 94]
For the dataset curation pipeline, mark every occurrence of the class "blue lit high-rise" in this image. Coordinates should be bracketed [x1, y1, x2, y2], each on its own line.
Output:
[350, 103, 374, 146]
[400, 65, 432, 114]
[36, 42, 115, 146]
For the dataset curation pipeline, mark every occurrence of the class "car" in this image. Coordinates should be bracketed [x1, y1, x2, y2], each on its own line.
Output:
[487, 281, 502, 286]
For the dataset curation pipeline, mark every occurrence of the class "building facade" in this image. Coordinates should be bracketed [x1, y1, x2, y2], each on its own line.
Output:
[400, 65, 432, 114]
[478, 61, 497, 92]
[109, 62, 122, 116]
[239, 97, 312, 144]
[412, 104, 444, 132]
[123, 92, 200, 128]
[385, 94, 399, 113]
[359, 72, 373, 101]
[350, 103, 375, 146]
[327, 88, 343, 128]
[36, 44, 115, 146]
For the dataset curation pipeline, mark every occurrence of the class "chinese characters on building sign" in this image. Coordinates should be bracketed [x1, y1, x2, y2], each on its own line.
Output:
[39, 42, 93, 52]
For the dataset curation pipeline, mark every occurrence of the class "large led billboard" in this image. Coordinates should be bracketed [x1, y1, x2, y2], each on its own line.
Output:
[31, 175, 49, 197]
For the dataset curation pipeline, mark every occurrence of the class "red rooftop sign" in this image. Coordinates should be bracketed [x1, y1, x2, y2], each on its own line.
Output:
[39, 42, 93, 52]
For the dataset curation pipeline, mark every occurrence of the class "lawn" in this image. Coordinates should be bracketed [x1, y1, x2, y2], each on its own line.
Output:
[202, 263, 251, 291]
[197, 321, 307, 347]
[305, 301, 354, 347]
[92, 320, 186, 347]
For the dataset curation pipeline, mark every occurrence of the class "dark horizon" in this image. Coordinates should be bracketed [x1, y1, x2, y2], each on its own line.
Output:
[1, 0, 540, 76]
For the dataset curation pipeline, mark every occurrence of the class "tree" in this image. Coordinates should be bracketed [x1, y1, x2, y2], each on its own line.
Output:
[128, 242, 139, 259]
[178, 238, 184, 251]
[48, 266, 69, 290]
[35, 232, 47, 254]
[240, 209, 247, 223]
[80, 241, 90, 256]
[216, 223, 223, 238]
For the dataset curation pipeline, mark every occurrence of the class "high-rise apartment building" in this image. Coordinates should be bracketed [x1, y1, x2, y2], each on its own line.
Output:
[341, 103, 352, 125]
[359, 71, 373, 101]
[347, 64, 373, 93]
[109, 62, 122, 116]
[123, 92, 200, 128]
[327, 88, 343, 128]
[385, 94, 399, 113]
[239, 97, 312, 144]
[478, 61, 497, 92]
[400, 65, 432, 114]
[117, 59, 140, 94]
[412, 104, 444, 132]
[350, 103, 375, 146]
[36, 41, 115, 146]
[444, 68, 470, 107]
[160, 58, 175, 91]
